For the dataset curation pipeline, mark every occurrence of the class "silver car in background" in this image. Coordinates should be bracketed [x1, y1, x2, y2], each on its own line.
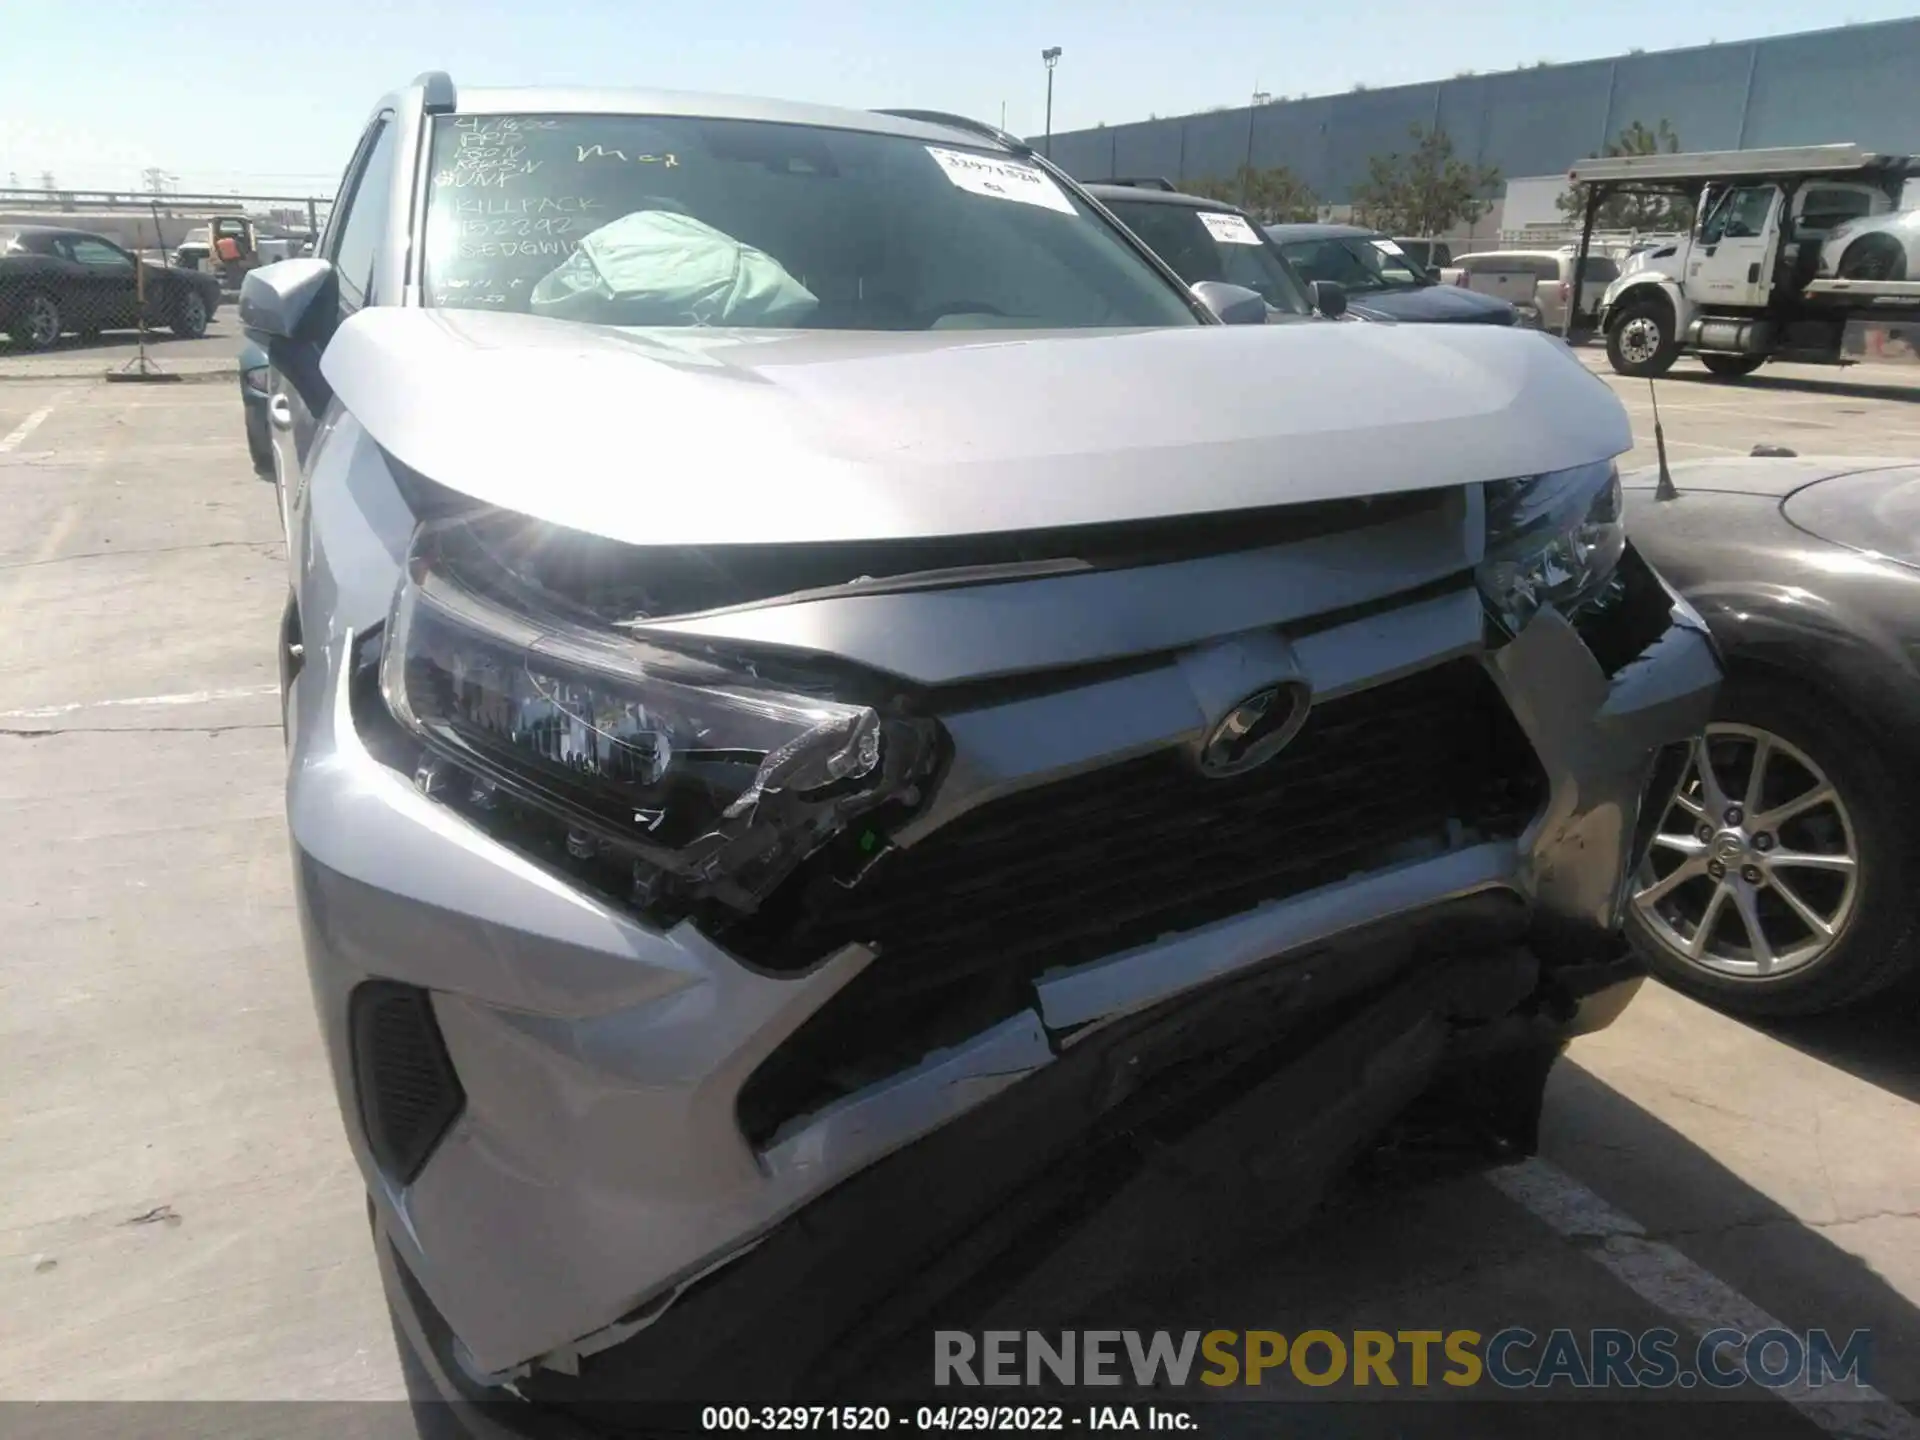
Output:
[1818, 206, 1920, 281]
[242, 73, 1719, 1419]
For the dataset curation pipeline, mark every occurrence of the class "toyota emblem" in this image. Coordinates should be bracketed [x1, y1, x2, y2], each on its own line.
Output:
[1197, 681, 1313, 778]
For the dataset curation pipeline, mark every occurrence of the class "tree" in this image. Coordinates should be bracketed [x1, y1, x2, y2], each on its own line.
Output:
[1350, 125, 1500, 236]
[1186, 165, 1319, 224]
[1557, 119, 1695, 231]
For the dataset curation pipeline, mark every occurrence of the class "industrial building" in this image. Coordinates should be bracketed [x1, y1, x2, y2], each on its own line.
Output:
[1035, 17, 1920, 240]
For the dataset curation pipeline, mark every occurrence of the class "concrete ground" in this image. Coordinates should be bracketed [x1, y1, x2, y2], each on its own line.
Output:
[0, 316, 243, 381]
[0, 360, 1917, 1430]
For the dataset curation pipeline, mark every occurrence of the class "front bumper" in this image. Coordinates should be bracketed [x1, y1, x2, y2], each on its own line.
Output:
[286, 464, 1719, 1386]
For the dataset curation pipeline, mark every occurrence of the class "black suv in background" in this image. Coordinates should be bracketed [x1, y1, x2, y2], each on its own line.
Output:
[1085, 181, 1341, 319]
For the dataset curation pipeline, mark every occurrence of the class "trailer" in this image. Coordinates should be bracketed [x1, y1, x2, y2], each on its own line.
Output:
[1564, 144, 1920, 378]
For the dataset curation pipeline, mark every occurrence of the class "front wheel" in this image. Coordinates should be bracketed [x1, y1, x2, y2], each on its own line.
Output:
[245, 404, 273, 474]
[1700, 354, 1765, 378]
[9, 292, 63, 350]
[1605, 299, 1679, 377]
[1837, 235, 1908, 283]
[171, 290, 209, 339]
[1627, 676, 1919, 1016]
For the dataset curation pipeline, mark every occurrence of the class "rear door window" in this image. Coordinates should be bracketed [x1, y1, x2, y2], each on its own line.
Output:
[1799, 187, 1878, 234]
[1103, 199, 1311, 314]
[65, 237, 134, 269]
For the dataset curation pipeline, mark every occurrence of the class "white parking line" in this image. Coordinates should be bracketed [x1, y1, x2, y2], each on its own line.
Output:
[1489, 1157, 1920, 1438]
[0, 684, 279, 720]
[0, 391, 69, 454]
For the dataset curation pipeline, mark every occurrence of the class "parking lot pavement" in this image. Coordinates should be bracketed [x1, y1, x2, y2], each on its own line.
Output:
[0, 381, 397, 1400]
[0, 318, 244, 382]
[1579, 350, 1920, 465]
[1, 378, 1917, 1428]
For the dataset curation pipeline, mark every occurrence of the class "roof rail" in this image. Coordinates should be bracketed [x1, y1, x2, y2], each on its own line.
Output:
[1087, 176, 1177, 191]
[414, 71, 457, 115]
[872, 109, 1030, 155]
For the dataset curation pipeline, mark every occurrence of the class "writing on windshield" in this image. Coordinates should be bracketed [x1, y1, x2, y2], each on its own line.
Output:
[419, 114, 1199, 331]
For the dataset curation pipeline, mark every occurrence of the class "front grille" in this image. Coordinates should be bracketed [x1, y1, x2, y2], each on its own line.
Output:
[734, 658, 1546, 1146]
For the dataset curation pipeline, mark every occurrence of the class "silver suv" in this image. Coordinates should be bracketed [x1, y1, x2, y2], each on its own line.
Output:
[243, 73, 1719, 1415]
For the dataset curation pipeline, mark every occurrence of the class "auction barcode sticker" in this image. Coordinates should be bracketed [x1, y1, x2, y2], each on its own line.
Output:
[1200, 211, 1264, 245]
[926, 146, 1075, 214]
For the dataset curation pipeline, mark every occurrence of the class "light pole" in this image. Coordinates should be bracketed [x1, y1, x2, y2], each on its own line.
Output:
[1042, 47, 1062, 158]
[1242, 89, 1270, 205]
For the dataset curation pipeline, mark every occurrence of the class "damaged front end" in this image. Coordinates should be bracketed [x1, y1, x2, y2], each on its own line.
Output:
[378, 515, 946, 919]
[290, 467, 1718, 1407]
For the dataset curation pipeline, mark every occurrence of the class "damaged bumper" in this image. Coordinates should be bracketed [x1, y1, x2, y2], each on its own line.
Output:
[286, 481, 1718, 1389]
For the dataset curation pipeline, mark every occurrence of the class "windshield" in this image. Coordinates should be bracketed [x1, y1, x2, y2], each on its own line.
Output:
[420, 114, 1200, 331]
[1099, 198, 1312, 315]
[1275, 235, 1427, 292]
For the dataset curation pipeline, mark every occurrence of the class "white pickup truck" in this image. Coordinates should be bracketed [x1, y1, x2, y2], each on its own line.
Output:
[1446, 250, 1619, 333]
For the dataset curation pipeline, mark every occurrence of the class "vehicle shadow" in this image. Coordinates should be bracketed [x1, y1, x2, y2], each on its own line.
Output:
[1752, 983, 1920, 1106]
[1661, 369, 1920, 405]
[833, 1057, 1920, 1435]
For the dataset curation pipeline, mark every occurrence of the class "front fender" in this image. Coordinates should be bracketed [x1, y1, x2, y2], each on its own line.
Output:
[1687, 579, 1920, 764]
[1600, 275, 1692, 338]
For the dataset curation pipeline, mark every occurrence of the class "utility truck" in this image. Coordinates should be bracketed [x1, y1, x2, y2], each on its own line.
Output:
[1565, 144, 1920, 378]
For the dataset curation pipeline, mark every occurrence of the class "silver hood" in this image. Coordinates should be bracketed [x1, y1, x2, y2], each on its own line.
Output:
[322, 308, 1631, 547]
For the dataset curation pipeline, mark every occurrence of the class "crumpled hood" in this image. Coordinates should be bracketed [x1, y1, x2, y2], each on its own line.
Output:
[322, 308, 1631, 547]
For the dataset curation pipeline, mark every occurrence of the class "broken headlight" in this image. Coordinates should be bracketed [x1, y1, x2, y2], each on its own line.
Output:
[1476, 458, 1626, 634]
[380, 521, 936, 914]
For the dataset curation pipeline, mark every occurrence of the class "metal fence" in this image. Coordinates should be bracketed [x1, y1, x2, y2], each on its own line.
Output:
[0, 189, 332, 352]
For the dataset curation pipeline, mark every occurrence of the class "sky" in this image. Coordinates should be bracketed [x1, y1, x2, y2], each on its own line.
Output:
[3, 0, 1917, 197]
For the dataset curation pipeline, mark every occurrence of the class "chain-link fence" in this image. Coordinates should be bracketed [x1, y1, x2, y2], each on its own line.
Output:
[0, 188, 332, 352]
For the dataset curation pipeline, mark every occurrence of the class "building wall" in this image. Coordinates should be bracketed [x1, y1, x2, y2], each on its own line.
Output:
[1037, 18, 1920, 203]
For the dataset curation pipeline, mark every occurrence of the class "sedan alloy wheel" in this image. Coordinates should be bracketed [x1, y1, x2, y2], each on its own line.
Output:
[1632, 724, 1859, 980]
[18, 294, 63, 350]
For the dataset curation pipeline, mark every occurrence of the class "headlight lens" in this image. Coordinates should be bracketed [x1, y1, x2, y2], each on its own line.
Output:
[1476, 459, 1626, 634]
[241, 366, 270, 393]
[380, 521, 936, 913]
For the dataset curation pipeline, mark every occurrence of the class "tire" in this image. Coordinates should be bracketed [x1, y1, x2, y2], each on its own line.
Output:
[1700, 354, 1765, 378]
[8, 291, 63, 351]
[171, 289, 210, 339]
[1605, 297, 1679, 377]
[246, 405, 274, 474]
[1626, 673, 1920, 1016]
[1837, 235, 1908, 284]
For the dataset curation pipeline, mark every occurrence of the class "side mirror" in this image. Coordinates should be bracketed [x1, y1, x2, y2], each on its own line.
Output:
[1190, 280, 1269, 326]
[239, 258, 334, 341]
[1308, 280, 1348, 319]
